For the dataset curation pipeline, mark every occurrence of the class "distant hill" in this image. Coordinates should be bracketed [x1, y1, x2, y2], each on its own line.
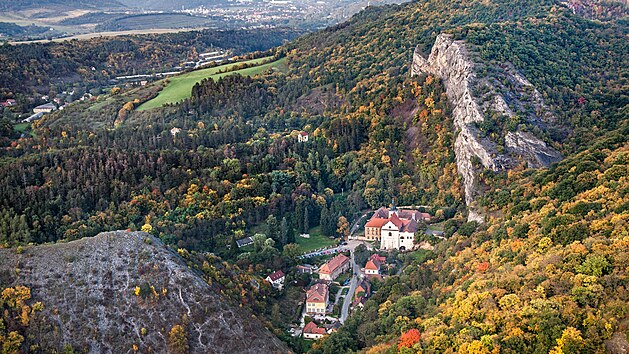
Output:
[0, 231, 289, 353]
[116, 0, 227, 10]
[0, 0, 125, 11]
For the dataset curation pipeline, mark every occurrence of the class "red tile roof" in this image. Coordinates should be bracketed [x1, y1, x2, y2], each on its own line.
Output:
[365, 218, 389, 228]
[389, 213, 403, 228]
[304, 321, 326, 335]
[319, 254, 349, 275]
[267, 270, 285, 281]
[365, 260, 379, 271]
[306, 283, 328, 303]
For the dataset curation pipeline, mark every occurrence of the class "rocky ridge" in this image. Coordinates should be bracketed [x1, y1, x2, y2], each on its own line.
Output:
[411, 34, 562, 221]
[0, 231, 289, 354]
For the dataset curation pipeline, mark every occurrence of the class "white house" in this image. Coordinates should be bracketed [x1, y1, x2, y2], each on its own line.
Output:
[265, 270, 285, 290]
[298, 131, 309, 143]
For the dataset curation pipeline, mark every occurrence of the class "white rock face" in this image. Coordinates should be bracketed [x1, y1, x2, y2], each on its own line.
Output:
[412, 34, 562, 222]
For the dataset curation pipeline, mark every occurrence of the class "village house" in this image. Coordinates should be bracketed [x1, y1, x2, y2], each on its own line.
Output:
[33, 102, 56, 114]
[352, 295, 367, 309]
[1, 99, 16, 107]
[297, 264, 316, 274]
[265, 270, 285, 290]
[297, 131, 309, 142]
[364, 254, 386, 278]
[303, 321, 326, 340]
[318, 254, 350, 281]
[355, 279, 371, 298]
[305, 283, 328, 314]
[235, 236, 254, 248]
[364, 203, 431, 250]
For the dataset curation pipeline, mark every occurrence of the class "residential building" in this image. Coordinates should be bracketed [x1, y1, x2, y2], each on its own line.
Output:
[265, 270, 285, 290]
[297, 131, 309, 142]
[235, 236, 254, 248]
[355, 279, 371, 298]
[297, 264, 315, 274]
[364, 203, 431, 250]
[1, 99, 16, 107]
[318, 254, 350, 281]
[305, 283, 328, 314]
[33, 102, 56, 114]
[303, 321, 326, 340]
[364, 254, 386, 278]
[352, 295, 367, 309]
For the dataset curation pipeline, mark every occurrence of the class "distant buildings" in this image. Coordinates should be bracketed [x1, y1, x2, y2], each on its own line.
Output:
[305, 283, 328, 314]
[33, 102, 56, 114]
[318, 254, 350, 281]
[22, 112, 44, 123]
[364, 203, 431, 250]
[265, 270, 285, 290]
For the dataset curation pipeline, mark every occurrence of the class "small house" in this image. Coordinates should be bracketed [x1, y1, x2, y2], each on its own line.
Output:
[297, 131, 309, 143]
[303, 321, 326, 340]
[265, 270, 286, 290]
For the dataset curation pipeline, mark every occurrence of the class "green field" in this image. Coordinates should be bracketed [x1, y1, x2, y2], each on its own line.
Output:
[296, 226, 337, 253]
[13, 122, 34, 137]
[137, 57, 285, 111]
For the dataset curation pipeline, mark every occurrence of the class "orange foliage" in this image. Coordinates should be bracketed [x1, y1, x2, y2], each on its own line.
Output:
[398, 328, 421, 349]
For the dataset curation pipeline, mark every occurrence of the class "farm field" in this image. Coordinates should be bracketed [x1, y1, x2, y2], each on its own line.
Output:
[137, 57, 285, 110]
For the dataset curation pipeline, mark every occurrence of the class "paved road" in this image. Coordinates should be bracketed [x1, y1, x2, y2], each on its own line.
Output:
[340, 246, 363, 323]
[349, 210, 371, 237]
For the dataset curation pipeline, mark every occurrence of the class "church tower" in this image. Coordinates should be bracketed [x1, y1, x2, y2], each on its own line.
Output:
[388, 198, 398, 218]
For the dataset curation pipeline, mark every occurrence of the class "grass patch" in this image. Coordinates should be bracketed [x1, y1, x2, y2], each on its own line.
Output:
[296, 226, 337, 253]
[14, 123, 30, 133]
[137, 56, 284, 110]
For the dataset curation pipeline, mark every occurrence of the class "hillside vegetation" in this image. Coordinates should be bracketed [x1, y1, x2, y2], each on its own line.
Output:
[0, 231, 288, 353]
[0, 0, 626, 352]
[137, 56, 285, 110]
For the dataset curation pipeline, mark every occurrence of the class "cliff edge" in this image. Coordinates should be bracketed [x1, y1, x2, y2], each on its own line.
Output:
[412, 34, 562, 221]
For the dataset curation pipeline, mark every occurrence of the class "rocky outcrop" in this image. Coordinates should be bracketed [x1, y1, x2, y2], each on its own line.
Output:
[0, 231, 289, 354]
[412, 34, 562, 221]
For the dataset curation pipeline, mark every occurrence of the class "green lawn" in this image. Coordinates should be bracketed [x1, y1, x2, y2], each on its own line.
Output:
[13, 123, 29, 133]
[137, 56, 284, 110]
[13, 122, 34, 137]
[296, 226, 337, 253]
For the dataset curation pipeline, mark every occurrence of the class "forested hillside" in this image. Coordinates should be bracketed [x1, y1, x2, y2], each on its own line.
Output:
[0, 28, 301, 104]
[0, 0, 626, 352]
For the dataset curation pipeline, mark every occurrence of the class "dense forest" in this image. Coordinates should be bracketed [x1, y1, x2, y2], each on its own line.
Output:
[0, 0, 627, 352]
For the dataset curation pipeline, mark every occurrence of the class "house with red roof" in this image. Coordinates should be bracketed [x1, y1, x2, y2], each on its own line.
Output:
[318, 254, 350, 281]
[265, 270, 285, 290]
[306, 283, 329, 314]
[297, 131, 309, 143]
[365, 254, 386, 278]
[303, 321, 326, 340]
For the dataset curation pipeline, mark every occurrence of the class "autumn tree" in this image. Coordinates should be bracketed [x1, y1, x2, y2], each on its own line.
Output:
[337, 216, 349, 239]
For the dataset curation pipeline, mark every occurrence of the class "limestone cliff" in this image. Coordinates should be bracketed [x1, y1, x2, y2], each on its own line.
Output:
[0, 231, 289, 354]
[412, 34, 562, 221]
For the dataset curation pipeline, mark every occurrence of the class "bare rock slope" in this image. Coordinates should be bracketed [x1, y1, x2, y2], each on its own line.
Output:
[0, 231, 288, 354]
[412, 34, 562, 221]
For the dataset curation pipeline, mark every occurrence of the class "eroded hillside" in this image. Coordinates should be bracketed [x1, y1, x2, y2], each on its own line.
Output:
[0, 231, 288, 353]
